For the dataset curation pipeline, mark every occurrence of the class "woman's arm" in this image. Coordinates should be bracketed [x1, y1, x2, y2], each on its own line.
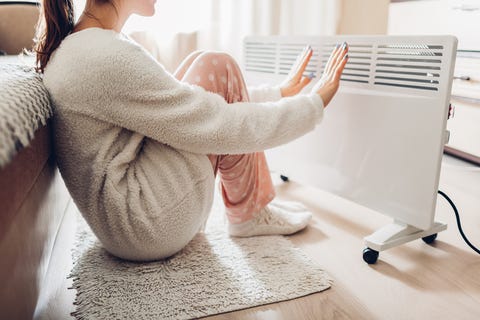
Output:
[247, 85, 283, 103]
[68, 39, 324, 155]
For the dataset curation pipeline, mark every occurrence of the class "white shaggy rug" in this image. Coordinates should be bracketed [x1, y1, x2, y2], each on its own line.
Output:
[69, 195, 332, 319]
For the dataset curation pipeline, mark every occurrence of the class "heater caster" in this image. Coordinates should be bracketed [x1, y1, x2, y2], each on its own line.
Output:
[363, 248, 379, 264]
[422, 233, 437, 244]
[280, 175, 289, 182]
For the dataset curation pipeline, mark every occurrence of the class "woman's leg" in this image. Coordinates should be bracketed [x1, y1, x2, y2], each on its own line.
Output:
[173, 50, 204, 81]
[177, 51, 311, 236]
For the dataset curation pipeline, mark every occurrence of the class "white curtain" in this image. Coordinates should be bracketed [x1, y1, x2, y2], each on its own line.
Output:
[74, 0, 340, 71]
[207, 0, 340, 63]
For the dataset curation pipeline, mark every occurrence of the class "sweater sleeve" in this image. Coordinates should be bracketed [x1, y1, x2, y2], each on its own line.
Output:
[247, 85, 283, 102]
[77, 39, 324, 155]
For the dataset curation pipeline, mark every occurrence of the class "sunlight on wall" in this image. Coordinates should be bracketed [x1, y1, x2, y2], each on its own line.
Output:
[73, 0, 211, 40]
[125, 0, 211, 36]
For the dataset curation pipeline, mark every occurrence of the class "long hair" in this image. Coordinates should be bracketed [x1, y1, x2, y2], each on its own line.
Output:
[34, 0, 75, 73]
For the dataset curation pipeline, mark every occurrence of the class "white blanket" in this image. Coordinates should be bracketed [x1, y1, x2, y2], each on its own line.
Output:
[0, 62, 51, 168]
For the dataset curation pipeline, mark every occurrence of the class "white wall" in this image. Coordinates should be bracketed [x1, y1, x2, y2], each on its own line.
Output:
[337, 0, 390, 35]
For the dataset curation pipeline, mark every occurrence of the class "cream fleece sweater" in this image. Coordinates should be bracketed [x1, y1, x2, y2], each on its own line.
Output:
[43, 28, 324, 261]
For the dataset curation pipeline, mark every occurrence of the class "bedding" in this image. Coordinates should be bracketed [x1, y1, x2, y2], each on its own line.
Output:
[0, 61, 51, 168]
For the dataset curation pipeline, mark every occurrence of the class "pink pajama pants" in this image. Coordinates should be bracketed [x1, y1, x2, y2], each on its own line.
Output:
[174, 51, 276, 224]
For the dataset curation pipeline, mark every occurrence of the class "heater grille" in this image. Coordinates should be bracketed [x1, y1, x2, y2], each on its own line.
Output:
[373, 44, 443, 91]
[244, 41, 276, 74]
[244, 38, 448, 92]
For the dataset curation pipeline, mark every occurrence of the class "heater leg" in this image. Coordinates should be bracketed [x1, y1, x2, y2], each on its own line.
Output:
[362, 220, 447, 264]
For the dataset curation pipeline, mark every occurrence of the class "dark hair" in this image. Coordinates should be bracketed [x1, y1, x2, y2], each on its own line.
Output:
[34, 0, 116, 73]
[35, 0, 75, 73]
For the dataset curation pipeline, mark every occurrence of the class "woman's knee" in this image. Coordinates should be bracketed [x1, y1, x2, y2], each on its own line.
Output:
[183, 50, 248, 102]
[196, 51, 240, 71]
[183, 50, 205, 64]
[174, 50, 206, 80]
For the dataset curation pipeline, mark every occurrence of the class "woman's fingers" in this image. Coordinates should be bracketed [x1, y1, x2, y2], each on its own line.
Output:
[295, 75, 313, 91]
[325, 42, 347, 77]
[281, 45, 314, 97]
[323, 44, 340, 76]
[296, 46, 313, 81]
[301, 75, 313, 87]
[327, 43, 349, 80]
[290, 45, 313, 81]
[287, 46, 307, 78]
[324, 44, 343, 76]
[312, 43, 349, 107]
[333, 52, 349, 82]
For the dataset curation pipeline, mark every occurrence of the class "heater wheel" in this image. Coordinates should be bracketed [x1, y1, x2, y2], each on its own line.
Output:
[363, 248, 379, 264]
[280, 175, 289, 182]
[422, 233, 438, 244]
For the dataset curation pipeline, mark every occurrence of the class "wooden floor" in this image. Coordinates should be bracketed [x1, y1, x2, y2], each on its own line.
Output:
[206, 155, 480, 320]
[42, 155, 480, 320]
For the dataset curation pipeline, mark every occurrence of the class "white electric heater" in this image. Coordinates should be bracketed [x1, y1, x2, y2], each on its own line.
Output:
[243, 35, 457, 263]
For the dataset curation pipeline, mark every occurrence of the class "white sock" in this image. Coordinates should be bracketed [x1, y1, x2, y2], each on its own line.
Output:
[228, 203, 312, 237]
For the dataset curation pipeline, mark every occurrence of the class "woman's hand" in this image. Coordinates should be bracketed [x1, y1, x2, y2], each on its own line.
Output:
[280, 46, 315, 97]
[312, 42, 349, 108]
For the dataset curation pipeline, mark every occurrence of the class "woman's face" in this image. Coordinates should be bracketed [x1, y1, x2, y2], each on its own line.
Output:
[125, 0, 157, 16]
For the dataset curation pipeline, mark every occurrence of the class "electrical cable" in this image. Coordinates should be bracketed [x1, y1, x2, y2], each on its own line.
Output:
[438, 190, 480, 255]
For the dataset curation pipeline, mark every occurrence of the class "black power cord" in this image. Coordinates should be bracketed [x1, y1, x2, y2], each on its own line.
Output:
[438, 190, 480, 255]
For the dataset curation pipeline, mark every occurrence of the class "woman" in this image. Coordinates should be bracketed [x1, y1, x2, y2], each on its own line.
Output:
[36, 0, 349, 261]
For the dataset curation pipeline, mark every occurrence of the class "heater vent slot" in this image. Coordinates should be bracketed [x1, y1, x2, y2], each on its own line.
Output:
[244, 41, 277, 74]
[373, 44, 443, 91]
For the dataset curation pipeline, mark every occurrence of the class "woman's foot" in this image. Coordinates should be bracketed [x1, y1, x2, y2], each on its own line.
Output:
[269, 199, 308, 212]
[228, 202, 312, 237]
